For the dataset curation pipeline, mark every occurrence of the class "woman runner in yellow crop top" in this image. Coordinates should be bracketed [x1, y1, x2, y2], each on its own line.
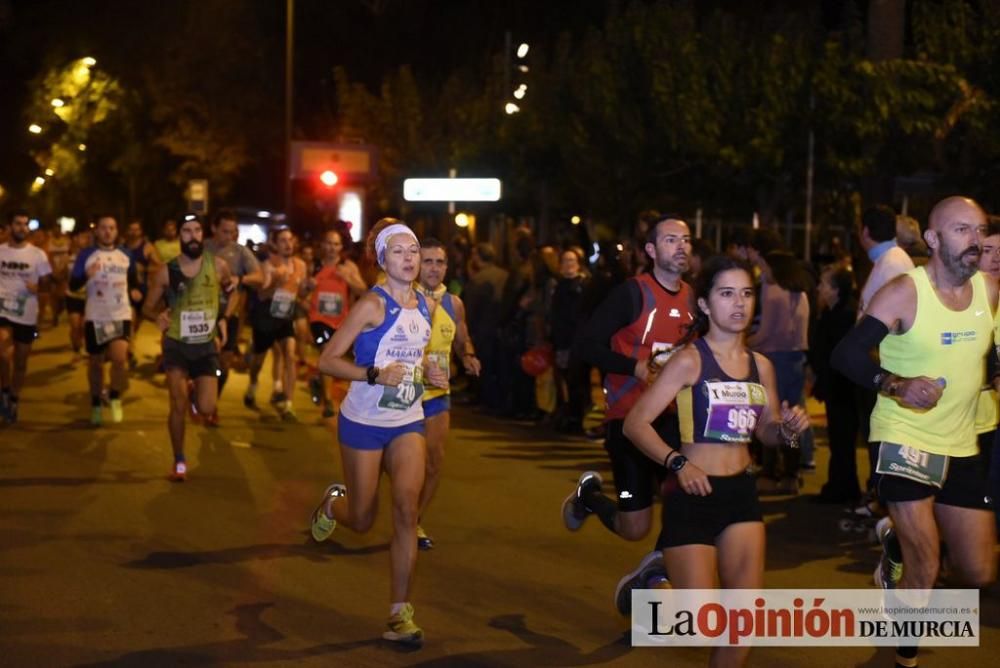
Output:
[624, 255, 810, 668]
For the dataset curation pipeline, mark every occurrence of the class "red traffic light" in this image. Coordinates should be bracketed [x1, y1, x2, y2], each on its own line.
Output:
[320, 170, 339, 187]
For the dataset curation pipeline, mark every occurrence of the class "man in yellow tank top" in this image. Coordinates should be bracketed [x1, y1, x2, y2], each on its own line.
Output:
[832, 196, 998, 668]
[414, 238, 480, 550]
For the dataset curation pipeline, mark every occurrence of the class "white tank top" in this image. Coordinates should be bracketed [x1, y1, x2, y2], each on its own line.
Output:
[339, 286, 432, 427]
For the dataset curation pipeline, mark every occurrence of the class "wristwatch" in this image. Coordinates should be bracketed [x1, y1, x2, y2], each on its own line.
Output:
[668, 454, 688, 473]
[366, 366, 380, 385]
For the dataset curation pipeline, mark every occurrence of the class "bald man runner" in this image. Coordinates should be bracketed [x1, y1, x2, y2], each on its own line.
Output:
[833, 196, 998, 668]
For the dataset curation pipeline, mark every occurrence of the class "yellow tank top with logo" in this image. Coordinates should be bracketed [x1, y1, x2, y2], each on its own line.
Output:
[419, 285, 457, 401]
[871, 267, 992, 457]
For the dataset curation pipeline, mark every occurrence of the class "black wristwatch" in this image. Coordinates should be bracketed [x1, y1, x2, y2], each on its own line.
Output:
[366, 366, 380, 385]
[668, 454, 688, 473]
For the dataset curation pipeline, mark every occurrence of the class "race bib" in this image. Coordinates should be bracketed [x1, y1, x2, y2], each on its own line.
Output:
[379, 365, 425, 411]
[317, 292, 343, 317]
[180, 310, 213, 342]
[270, 289, 295, 319]
[703, 381, 766, 443]
[426, 352, 451, 378]
[94, 320, 125, 345]
[876, 442, 949, 488]
[0, 291, 27, 318]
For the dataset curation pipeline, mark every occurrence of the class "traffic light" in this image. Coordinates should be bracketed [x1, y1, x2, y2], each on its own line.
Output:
[320, 170, 338, 188]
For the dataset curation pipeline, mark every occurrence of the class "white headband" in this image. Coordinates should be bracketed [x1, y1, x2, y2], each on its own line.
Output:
[375, 223, 418, 267]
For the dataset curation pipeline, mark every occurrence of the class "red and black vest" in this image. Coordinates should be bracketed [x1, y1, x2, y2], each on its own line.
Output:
[604, 273, 694, 420]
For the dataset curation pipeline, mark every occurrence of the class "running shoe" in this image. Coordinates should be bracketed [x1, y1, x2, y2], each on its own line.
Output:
[170, 460, 187, 482]
[614, 550, 669, 616]
[310, 483, 346, 542]
[416, 525, 434, 551]
[874, 516, 903, 589]
[383, 603, 423, 646]
[281, 405, 299, 423]
[243, 392, 257, 409]
[90, 406, 103, 426]
[561, 470, 603, 531]
[269, 391, 287, 407]
[309, 376, 323, 406]
[109, 399, 124, 423]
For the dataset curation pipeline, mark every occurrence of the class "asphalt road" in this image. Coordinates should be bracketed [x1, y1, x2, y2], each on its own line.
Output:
[1, 322, 998, 667]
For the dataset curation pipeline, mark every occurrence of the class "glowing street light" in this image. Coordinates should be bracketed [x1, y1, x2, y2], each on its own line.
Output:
[571, 215, 581, 225]
[454, 213, 470, 228]
[28, 124, 42, 134]
[78, 143, 87, 151]
[44, 168, 55, 176]
[504, 102, 520, 115]
[51, 98, 65, 108]
[513, 84, 527, 100]
[319, 169, 338, 187]
[517, 43, 530, 58]
[31, 177, 46, 193]
[82, 56, 97, 67]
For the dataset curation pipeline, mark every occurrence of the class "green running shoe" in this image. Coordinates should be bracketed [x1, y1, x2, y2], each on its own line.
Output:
[310, 483, 346, 542]
[383, 603, 423, 646]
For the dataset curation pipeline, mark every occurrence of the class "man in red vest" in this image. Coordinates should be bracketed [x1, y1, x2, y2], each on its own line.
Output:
[566, 216, 694, 616]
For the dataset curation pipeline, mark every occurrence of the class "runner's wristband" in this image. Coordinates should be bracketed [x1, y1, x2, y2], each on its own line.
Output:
[830, 315, 891, 391]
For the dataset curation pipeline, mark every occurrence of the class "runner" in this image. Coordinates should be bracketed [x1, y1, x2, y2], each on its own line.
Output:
[205, 209, 264, 425]
[568, 216, 694, 615]
[304, 228, 366, 417]
[309, 218, 444, 646]
[0, 210, 53, 424]
[65, 224, 93, 357]
[144, 214, 235, 481]
[832, 196, 998, 668]
[414, 237, 481, 550]
[45, 225, 71, 327]
[244, 227, 307, 420]
[623, 254, 809, 668]
[124, 218, 160, 369]
[69, 214, 137, 426]
[154, 219, 181, 265]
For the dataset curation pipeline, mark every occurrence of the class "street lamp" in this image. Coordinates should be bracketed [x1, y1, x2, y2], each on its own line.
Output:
[78, 144, 87, 151]
[454, 213, 470, 228]
[82, 56, 96, 67]
[571, 215, 581, 225]
[44, 168, 55, 176]
[517, 43, 529, 58]
[513, 84, 527, 100]
[504, 102, 520, 115]
[28, 124, 42, 134]
[51, 98, 65, 108]
[320, 169, 338, 187]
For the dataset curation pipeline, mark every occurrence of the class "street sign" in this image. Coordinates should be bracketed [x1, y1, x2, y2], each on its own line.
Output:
[290, 142, 376, 180]
[403, 178, 502, 202]
[187, 179, 208, 214]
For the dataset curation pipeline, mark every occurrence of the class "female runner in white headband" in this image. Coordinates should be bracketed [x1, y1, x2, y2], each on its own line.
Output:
[310, 217, 446, 646]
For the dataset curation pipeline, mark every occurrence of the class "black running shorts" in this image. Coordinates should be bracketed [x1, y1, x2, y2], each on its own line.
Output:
[659, 470, 763, 547]
[162, 338, 220, 379]
[604, 413, 680, 512]
[878, 449, 993, 510]
[0, 317, 37, 344]
[84, 320, 131, 355]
